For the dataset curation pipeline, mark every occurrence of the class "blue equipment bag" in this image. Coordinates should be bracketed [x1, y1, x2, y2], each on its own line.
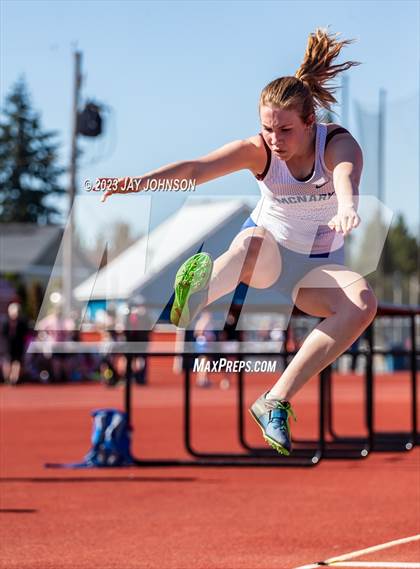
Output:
[45, 408, 134, 468]
[84, 409, 133, 467]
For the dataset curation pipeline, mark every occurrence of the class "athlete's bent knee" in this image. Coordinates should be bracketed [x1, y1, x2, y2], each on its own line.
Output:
[361, 289, 378, 324]
[344, 289, 377, 329]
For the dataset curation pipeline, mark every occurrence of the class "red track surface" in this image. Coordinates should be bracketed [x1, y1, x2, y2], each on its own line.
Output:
[1, 362, 419, 569]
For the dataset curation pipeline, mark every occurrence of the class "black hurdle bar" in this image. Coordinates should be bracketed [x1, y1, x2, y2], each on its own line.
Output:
[324, 304, 419, 453]
[126, 352, 321, 467]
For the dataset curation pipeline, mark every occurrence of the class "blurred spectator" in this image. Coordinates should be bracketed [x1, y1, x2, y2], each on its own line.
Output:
[217, 306, 242, 389]
[193, 311, 217, 388]
[125, 296, 153, 385]
[348, 331, 368, 373]
[173, 327, 195, 376]
[99, 308, 125, 387]
[36, 307, 75, 382]
[1, 302, 29, 385]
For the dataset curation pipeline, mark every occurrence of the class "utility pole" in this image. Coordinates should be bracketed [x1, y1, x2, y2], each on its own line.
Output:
[341, 74, 349, 128]
[417, 59, 420, 305]
[63, 50, 82, 318]
[376, 88, 386, 299]
[378, 88, 386, 205]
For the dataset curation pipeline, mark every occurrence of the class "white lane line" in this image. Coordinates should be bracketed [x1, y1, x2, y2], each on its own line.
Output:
[328, 563, 420, 568]
[294, 561, 420, 568]
[292, 535, 420, 569]
[325, 535, 420, 564]
[292, 565, 321, 569]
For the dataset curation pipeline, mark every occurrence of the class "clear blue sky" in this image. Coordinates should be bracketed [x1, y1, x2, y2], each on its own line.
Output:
[1, 0, 419, 245]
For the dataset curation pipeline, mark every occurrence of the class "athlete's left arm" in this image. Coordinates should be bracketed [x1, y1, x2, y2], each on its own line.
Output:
[327, 135, 363, 236]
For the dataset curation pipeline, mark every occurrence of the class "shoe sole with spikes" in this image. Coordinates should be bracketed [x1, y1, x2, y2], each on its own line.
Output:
[170, 252, 213, 328]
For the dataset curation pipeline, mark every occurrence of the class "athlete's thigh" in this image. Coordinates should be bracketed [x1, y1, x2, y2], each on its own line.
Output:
[230, 226, 282, 288]
[292, 264, 377, 318]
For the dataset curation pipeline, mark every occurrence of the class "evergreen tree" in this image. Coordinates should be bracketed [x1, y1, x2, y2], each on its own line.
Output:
[382, 213, 418, 276]
[0, 78, 65, 224]
[351, 212, 418, 303]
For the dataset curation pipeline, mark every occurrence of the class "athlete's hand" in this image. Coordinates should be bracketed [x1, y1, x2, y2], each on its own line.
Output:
[327, 206, 360, 236]
[100, 177, 134, 203]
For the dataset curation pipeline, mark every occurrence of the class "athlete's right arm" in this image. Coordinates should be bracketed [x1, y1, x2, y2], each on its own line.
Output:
[100, 137, 265, 202]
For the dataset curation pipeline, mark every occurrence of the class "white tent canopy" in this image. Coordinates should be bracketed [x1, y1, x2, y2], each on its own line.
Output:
[75, 198, 252, 304]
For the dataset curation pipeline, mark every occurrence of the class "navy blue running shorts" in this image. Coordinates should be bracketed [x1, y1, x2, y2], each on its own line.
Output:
[238, 216, 346, 307]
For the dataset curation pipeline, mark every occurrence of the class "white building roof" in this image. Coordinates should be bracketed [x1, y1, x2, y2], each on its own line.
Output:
[0, 224, 61, 273]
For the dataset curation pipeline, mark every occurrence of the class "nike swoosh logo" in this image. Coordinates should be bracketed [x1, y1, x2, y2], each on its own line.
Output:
[315, 181, 328, 189]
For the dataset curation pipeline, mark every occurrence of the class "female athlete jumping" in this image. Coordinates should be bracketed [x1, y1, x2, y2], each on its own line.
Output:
[102, 28, 378, 456]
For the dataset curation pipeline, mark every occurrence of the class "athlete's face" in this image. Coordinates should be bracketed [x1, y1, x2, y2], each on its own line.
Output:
[259, 106, 313, 161]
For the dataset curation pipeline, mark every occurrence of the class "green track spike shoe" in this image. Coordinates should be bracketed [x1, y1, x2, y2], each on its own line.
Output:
[170, 252, 213, 328]
[249, 392, 297, 456]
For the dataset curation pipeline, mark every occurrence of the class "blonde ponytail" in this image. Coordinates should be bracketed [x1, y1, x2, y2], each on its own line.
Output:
[260, 28, 360, 122]
[295, 28, 360, 111]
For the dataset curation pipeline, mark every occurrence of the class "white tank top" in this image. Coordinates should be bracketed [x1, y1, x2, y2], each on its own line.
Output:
[250, 122, 345, 255]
